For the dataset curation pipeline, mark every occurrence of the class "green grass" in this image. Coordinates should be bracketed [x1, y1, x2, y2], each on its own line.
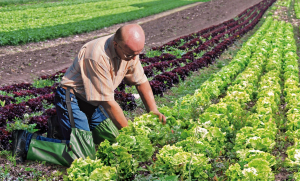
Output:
[0, 0, 209, 46]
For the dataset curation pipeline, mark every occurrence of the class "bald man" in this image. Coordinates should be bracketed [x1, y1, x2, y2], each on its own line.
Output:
[56, 24, 166, 137]
[11, 24, 166, 164]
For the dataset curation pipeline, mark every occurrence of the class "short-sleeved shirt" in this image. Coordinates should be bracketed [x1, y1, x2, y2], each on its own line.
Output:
[60, 34, 148, 104]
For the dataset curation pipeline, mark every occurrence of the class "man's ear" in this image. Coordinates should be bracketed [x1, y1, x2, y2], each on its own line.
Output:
[113, 41, 117, 48]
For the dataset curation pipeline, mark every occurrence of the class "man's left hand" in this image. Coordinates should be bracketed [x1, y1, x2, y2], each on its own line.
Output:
[152, 111, 166, 125]
[135, 81, 166, 125]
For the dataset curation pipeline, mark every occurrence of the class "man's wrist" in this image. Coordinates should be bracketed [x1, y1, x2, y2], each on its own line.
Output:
[149, 108, 159, 113]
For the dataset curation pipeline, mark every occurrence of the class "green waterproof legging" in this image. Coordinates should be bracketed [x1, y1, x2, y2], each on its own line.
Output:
[26, 119, 119, 167]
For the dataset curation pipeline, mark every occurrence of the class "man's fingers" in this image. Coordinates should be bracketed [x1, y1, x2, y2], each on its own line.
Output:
[159, 114, 166, 125]
[162, 115, 166, 125]
[153, 112, 166, 125]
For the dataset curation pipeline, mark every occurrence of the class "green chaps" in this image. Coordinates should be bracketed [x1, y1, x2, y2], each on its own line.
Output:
[26, 119, 119, 167]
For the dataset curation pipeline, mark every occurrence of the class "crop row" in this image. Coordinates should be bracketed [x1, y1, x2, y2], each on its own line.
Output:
[65, 14, 283, 180]
[149, 4, 258, 51]
[279, 21, 300, 179]
[172, 16, 283, 180]
[226, 19, 288, 180]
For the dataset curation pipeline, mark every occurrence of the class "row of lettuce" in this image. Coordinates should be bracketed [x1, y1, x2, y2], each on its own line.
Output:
[282, 14, 300, 179]
[65, 16, 297, 180]
[0, 0, 275, 152]
[226, 18, 288, 180]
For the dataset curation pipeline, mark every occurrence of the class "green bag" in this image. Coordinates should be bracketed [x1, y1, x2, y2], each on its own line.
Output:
[27, 128, 96, 166]
[85, 99, 119, 144]
[92, 118, 119, 144]
[26, 88, 96, 167]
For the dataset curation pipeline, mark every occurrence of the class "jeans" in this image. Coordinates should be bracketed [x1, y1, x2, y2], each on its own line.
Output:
[25, 86, 108, 152]
[54, 86, 108, 140]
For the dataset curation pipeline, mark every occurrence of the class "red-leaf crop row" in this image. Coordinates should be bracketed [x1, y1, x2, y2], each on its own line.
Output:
[139, 6, 259, 67]
[0, 84, 57, 106]
[0, 89, 137, 150]
[0, 90, 136, 125]
[0, 93, 55, 127]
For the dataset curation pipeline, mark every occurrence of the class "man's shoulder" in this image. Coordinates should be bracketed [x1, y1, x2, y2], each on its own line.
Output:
[82, 34, 114, 61]
[84, 34, 113, 49]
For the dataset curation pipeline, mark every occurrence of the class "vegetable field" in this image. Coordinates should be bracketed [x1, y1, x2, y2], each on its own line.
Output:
[1, 0, 300, 180]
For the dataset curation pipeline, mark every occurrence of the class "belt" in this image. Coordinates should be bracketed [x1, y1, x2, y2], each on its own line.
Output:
[60, 86, 108, 118]
[61, 86, 75, 95]
[60, 86, 91, 105]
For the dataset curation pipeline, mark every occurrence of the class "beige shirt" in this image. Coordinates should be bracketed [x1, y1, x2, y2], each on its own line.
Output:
[60, 34, 147, 103]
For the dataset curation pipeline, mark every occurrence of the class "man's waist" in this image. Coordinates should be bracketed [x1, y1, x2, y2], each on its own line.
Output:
[61, 85, 76, 95]
[60, 85, 99, 107]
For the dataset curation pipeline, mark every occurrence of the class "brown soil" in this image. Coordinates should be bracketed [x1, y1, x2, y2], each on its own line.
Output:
[0, 0, 262, 87]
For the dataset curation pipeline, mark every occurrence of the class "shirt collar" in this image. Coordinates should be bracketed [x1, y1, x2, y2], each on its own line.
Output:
[107, 34, 119, 60]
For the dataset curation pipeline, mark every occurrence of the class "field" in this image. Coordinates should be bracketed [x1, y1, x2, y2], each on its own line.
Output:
[1, 0, 300, 180]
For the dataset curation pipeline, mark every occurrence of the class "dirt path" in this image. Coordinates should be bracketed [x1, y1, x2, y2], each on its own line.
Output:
[0, 0, 262, 86]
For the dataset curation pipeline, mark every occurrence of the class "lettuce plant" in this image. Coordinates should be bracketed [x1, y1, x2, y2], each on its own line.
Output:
[226, 158, 274, 180]
[154, 145, 211, 180]
[66, 157, 116, 181]
[116, 134, 155, 162]
[96, 140, 138, 179]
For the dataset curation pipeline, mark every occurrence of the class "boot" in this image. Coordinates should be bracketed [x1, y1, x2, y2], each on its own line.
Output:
[11, 130, 30, 163]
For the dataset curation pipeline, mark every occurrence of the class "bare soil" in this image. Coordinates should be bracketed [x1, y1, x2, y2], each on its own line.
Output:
[0, 0, 262, 86]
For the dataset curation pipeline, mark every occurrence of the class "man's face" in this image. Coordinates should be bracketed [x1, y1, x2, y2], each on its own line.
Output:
[114, 41, 144, 61]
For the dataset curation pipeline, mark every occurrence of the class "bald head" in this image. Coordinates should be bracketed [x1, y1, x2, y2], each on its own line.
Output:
[113, 24, 145, 59]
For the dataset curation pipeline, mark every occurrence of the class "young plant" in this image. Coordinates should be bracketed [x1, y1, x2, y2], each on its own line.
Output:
[6, 117, 39, 133]
[33, 78, 55, 88]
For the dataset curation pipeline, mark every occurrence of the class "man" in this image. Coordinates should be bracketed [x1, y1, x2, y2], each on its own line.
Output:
[12, 24, 166, 164]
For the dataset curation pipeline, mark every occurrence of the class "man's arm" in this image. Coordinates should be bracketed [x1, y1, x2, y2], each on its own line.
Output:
[91, 80, 166, 130]
[136, 81, 166, 124]
[97, 101, 128, 130]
